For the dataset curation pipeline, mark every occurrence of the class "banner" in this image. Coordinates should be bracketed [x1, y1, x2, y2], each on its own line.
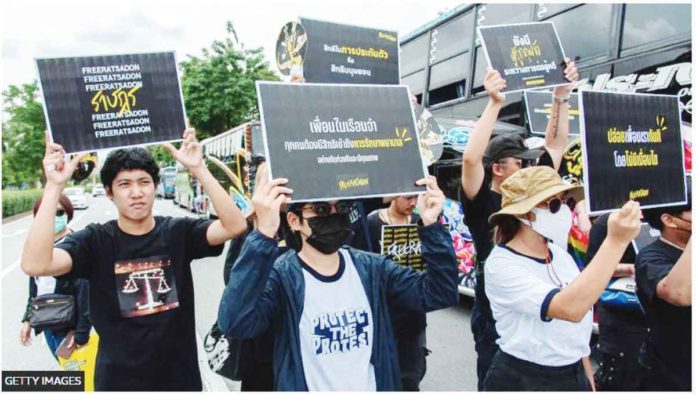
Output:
[36, 52, 186, 153]
[580, 91, 687, 214]
[380, 224, 424, 271]
[292, 17, 399, 84]
[257, 82, 427, 201]
[524, 91, 580, 135]
[477, 22, 567, 93]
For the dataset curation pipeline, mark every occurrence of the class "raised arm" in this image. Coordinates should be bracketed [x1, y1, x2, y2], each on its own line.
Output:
[544, 58, 578, 170]
[21, 133, 86, 277]
[164, 128, 247, 246]
[461, 69, 506, 199]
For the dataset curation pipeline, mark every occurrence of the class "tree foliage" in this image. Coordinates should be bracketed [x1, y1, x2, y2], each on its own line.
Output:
[180, 21, 279, 140]
[2, 82, 47, 188]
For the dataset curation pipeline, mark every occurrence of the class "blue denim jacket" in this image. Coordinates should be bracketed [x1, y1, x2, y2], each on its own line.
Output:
[217, 222, 458, 391]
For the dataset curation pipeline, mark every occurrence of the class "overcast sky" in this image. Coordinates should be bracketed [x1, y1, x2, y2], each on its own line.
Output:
[2, 0, 465, 90]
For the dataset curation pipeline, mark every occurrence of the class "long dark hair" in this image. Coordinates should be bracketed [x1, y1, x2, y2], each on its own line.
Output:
[493, 214, 521, 244]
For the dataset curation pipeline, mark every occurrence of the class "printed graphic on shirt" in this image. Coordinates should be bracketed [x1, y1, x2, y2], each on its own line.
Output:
[312, 309, 370, 355]
[114, 256, 179, 318]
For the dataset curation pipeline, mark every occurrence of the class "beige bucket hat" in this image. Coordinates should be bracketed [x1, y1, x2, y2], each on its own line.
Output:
[489, 166, 584, 224]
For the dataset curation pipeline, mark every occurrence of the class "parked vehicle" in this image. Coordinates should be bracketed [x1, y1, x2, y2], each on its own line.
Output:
[64, 187, 89, 209]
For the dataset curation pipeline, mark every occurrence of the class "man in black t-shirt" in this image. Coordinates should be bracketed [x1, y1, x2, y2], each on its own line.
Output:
[366, 195, 425, 391]
[459, 61, 578, 389]
[21, 129, 248, 391]
[636, 202, 692, 391]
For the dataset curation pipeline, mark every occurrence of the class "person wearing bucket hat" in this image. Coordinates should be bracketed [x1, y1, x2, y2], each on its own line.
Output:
[460, 60, 578, 389]
[481, 167, 642, 391]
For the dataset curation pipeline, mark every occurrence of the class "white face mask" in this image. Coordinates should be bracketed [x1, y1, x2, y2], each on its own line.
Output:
[519, 205, 572, 250]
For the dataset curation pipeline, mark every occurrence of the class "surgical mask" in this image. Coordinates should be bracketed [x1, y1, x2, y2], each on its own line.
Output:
[304, 214, 354, 254]
[55, 214, 68, 234]
[519, 205, 572, 249]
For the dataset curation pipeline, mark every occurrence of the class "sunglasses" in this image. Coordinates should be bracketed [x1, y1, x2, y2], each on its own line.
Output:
[545, 197, 577, 213]
[301, 201, 355, 217]
[56, 209, 66, 217]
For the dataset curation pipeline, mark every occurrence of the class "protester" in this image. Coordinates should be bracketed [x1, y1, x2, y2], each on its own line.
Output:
[482, 166, 641, 391]
[217, 168, 457, 391]
[459, 59, 578, 389]
[20, 194, 91, 362]
[20, 130, 248, 391]
[636, 199, 692, 391]
[586, 213, 646, 391]
[366, 195, 426, 391]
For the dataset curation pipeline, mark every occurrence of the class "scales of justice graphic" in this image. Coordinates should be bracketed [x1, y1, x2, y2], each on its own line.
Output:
[121, 268, 172, 310]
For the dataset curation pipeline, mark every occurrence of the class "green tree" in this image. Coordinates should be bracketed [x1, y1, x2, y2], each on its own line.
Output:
[2, 82, 47, 188]
[147, 145, 175, 167]
[180, 21, 279, 140]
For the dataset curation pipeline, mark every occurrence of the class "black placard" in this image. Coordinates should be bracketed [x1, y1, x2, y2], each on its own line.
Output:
[36, 52, 186, 153]
[380, 224, 424, 271]
[580, 91, 687, 214]
[298, 17, 399, 84]
[477, 22, 567, 93]
[524, 91, 580, 136]
[257, 82, 426, 202]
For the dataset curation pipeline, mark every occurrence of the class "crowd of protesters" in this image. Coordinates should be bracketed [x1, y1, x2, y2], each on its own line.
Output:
[17, 58, 691, 392]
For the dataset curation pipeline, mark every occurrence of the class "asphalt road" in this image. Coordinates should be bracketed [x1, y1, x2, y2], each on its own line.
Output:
[2, 196, 478, 391]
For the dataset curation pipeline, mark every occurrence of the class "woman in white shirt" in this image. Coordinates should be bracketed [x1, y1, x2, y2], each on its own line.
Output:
[482, 166, 641, 391]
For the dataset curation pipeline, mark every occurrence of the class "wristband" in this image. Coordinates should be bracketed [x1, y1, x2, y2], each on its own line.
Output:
[553, 94, 570, 104]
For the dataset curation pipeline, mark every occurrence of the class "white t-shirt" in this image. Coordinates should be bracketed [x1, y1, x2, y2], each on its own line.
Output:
[299, 249, 376, 391]
[484, 242, 592, 366]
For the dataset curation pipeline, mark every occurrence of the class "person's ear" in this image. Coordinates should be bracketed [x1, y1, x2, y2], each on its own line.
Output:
[106, 186, 113, 200]
[287, 211, 302, 231]
[662, 213, 678, 229]
[492, 163, 504, 177]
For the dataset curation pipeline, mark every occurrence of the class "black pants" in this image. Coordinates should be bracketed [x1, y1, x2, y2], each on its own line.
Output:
[240, 362, 274, 391]
[471, 299, 499, 391]
[397, 331, 427, 391]
[483, 350, 592, 391]
[594, 350, 642, 391]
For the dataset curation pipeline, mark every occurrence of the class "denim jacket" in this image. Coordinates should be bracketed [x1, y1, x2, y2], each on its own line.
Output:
[218, 221, 458, 391]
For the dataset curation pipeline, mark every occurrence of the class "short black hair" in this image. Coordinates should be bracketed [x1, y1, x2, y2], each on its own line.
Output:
[644, 176, 692, 231]
[100, 148, 160, 189]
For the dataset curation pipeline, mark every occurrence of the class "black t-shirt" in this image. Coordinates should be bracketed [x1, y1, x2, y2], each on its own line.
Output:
[586, 214, 646, 355]
[365, 209, 425, 337]
[635, 239, 691, 388]
[56, 216, 223, 391]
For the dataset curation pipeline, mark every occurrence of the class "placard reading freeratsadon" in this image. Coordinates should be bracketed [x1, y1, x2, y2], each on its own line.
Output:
[298, 17, 399, 84]
[580, 91, 687, 214]
[36, 52, 186, 153]
[524, 91, 580, 136]
[477, 22, 567, 93]
[381, 225, 424, 271]
[257, 82, 427, 202]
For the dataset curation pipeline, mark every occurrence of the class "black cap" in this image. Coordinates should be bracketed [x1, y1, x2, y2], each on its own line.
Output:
[483, 133, 544, 165]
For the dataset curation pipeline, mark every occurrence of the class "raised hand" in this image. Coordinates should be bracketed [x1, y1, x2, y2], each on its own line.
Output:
[164, 128, 203, 170]
[415, 175, 445, 227]
[553, 57, 579, 97]
[43, 131, 87, 187]
[607, 201, 642, 245]
[483, 68, 507, 104]
[251, 164, 293, 238]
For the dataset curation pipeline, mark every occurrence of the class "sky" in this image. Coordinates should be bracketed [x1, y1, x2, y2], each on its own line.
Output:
[1, 0, 466, 90]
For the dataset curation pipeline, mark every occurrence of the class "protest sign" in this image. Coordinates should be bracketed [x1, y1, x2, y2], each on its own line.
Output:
[524, 91, 580, 135]
[276, 21, 308, 76]
[380, 224, 424, 271]
[36, 52, 186, 153]
[414, 104, 444, 165]
[293, 17, 399, 84]
[477, 22, 567, 93]
[257, 82, 427, 202]
[580, 91, 687, 214]
[632, 222, 661, 254]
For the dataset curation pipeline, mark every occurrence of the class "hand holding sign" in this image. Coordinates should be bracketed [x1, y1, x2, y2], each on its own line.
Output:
[252, 164, 293, 238]
[483, 69, 507, 104]
[43, 132, 88, 188]
[607, 201, 642, 245]
[553, 57, 579, 97]
[164, 128, 203, 171]
[415, 175, 445, 227]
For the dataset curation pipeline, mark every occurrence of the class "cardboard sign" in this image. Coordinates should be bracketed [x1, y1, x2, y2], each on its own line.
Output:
[524, 91, 580, 135]
[580, 91, 687, 214]
[380, 224, 424, 271]
[297, 17, 399, 84]
[36, 52, 186, 153]
[632, 222, 661, 254]
[257, 82, 427, 202]
[57, 332, 99, 392]
[477, 22, 567, 93]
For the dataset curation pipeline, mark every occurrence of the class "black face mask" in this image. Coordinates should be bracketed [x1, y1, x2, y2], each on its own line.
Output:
[304, 213, 354, 254]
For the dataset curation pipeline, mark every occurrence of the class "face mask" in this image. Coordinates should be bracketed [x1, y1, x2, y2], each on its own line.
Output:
[519, 204, 572, 249]
[304, 214, 354, 254]
[55, 214, 68, 234]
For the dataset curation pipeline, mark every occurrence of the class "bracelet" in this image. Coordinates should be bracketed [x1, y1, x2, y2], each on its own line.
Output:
[553, 94, 570, 104]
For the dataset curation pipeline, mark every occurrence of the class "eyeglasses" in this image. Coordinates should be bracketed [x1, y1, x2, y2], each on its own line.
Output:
[301, 201, 355, 217]
[56, 209, 66, 217]
[545, 197, 577, 213]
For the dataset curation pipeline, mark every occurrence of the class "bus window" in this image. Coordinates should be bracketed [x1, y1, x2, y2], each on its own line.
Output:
[621, 4, 691, 55]
[428, 53, 470, 106]
[549, 4, 614, 63]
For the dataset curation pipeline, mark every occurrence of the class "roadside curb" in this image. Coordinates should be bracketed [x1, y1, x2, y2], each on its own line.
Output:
[2, 210, 33, 224]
